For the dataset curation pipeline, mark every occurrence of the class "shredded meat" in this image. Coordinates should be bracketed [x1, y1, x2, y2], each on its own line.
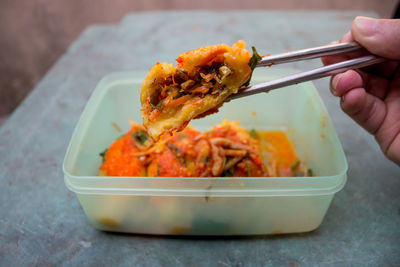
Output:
[181, 80, 195, 91]
[224, 149, 247, 157]
[211, 144, 225, 176]
[194, 139, 211, 164]
[224, 156, 244, 171]
[208, 137, 255, 176]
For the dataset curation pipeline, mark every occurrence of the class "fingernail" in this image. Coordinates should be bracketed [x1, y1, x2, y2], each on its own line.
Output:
[354, 17, 378, 37]
[331, 74, 342, 96]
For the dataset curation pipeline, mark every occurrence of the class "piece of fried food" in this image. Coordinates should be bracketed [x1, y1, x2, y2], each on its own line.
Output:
[141, 41, 252, 140]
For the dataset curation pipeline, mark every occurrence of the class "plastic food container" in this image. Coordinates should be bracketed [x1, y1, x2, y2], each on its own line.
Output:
[63, 69, 347, 235]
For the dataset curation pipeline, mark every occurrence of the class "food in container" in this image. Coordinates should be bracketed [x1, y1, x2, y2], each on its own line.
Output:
[99, 120, 310, 178]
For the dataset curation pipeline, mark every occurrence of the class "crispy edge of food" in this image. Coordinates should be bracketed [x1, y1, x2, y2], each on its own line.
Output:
[141, 41, 252, 140]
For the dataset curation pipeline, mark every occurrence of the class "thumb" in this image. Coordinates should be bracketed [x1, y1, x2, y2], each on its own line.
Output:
[351, 16, 400, 59]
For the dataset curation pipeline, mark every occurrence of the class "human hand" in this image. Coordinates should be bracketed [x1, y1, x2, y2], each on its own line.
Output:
[322, 17, 400, 166]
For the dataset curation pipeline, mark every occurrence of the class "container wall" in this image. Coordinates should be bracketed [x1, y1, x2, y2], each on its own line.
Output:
[78, 193, 333, 235]
[64, 70, 347, 235]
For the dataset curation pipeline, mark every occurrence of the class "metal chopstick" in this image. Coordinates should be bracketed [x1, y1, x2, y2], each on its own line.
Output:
[257, 42, 364, 67]
[226, 54, 385, 101]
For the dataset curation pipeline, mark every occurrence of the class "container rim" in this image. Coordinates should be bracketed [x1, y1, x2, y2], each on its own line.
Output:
[64, 173, 347, 197]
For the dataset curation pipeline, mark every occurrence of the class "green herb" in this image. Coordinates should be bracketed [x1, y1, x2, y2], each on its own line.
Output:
[99, 148, 108, 163]
[307, 168, 313, 176]
[222, 167, 235, 177]
[294, 172, 304, 177]
[249, 46, 262, 71]
[203, 156, 210, 163]
[131, 130, 149, 145]
[242, 80, 250, 87]
[149, 102, 157, 109]
[249, 129, 259, 139]
[150, 99, 165, 110]
[156, 99, 165, 109]
[291, 160, 300, 171]
[242, 46, 262, 87]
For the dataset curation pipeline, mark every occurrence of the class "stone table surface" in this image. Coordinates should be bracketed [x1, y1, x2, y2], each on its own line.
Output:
[0, 11, 399, 266]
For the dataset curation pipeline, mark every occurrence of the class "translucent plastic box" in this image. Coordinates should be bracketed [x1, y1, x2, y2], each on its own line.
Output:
[63, 69, 347, 235]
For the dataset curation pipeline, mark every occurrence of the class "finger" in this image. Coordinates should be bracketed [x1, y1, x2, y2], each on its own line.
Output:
[375, 69, 400, 164]
[322, 54, 349, 66]
[360, 60, 400, 79]
[330, 70, 363, 96]
[340, 31, 353, 43]
[321, 41, 342, 65]
[353, 70, 390, 100]
[383, 134, 400, 166]
[331, 69, 390, 100]
[326, 60, 399, 85]
[321, 32, 364, 66]
[344, 18, 399, 77]
[340, 87, 386, 135]
[351, 17, 400, 59]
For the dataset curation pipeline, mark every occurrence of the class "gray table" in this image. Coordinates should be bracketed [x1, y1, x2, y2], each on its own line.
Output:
[1, 11, 399, 266]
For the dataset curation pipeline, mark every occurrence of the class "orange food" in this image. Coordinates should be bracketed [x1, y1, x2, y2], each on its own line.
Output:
[208, 121, 265, 177]
[146, 127, 211, 177]
[99, 123, 147, 176]
[261, 131, 297, 169]
[99, 121, 312, 177]
[141, 41, 253, 140]
[259, 131, 311, 177]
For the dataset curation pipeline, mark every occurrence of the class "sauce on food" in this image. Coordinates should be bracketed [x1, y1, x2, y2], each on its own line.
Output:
[99, 121, 312, 177]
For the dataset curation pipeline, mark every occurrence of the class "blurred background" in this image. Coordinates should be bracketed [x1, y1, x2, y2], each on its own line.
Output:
[0, 0, 399, 126]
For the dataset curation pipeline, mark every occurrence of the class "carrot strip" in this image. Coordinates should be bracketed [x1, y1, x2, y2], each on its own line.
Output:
[186, 98, 205, 106]
[189, 85, 210, 94]
[163, 95, 190, 108]
[149, 109, 161, 121]
[162, 91, 178, 106]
